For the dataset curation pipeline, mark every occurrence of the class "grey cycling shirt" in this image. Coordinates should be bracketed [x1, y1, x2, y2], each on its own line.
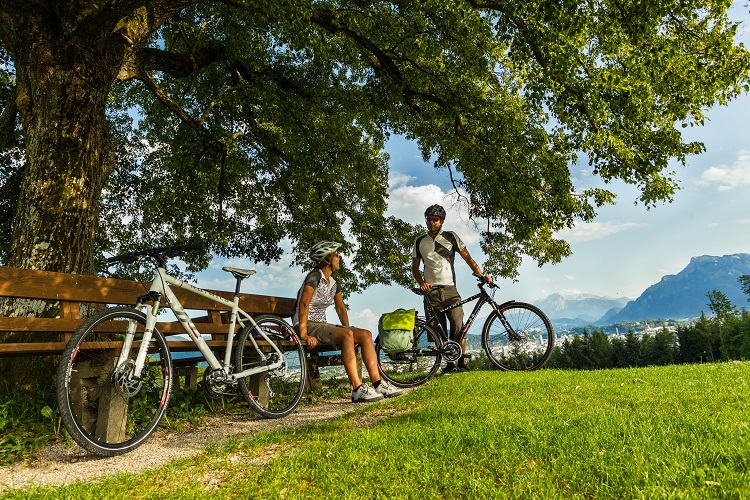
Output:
[292, 269, 340, 325]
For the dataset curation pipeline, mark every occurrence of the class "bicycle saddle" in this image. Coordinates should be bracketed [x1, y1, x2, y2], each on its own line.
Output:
[222, 267, 256, 280]
[411, 285, 443, 296]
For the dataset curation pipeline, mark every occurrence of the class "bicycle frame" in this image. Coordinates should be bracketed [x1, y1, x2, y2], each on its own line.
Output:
[424, 284, 515, 342]
[122, 266, 285, 382]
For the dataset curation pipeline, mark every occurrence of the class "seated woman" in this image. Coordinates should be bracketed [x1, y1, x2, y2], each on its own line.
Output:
[293, 241, 402, 402]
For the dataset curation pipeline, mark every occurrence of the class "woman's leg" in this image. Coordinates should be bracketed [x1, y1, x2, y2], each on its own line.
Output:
[334, 327, 364, 388]
[351, 327, 380, 384]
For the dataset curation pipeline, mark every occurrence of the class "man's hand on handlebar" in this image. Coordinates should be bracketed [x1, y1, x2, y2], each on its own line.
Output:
[473, 272, 495, 286]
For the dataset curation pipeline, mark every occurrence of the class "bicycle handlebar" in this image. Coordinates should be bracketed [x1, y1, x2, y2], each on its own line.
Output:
[472, 272, 497, 289]
[412, 273, 497, 295]
[107, 243, 206, 265]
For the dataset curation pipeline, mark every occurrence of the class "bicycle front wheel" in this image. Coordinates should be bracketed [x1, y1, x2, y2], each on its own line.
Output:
[235, 314, 306, 419]
[56, 306, 173, 456]
[376, 318, 443, 388]
[481, 302, 555, 371]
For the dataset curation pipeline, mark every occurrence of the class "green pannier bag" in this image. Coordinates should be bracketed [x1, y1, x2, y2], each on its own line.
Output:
[378, 308, 417, 353]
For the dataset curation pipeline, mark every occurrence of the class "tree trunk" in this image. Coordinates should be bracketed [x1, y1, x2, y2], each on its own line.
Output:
[8, 47, 116, 276]
[0, 12, 122, 389]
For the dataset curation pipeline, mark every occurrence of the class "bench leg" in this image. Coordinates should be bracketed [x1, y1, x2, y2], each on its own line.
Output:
[304, 348, 363, 393]
[305, 354, 322, 393]
[173, 365, 199, 390]
[70, 355, 126, 444]
[245, 373, 270, 405]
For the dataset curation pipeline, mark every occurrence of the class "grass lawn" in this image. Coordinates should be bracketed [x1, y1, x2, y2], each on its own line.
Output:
[5, 362, 750, 499]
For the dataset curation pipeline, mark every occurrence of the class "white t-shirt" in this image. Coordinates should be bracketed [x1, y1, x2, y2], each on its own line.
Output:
[413, 230, 465, 286]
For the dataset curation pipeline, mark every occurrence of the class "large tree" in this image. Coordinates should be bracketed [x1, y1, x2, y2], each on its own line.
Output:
[1, 0, 748, 289]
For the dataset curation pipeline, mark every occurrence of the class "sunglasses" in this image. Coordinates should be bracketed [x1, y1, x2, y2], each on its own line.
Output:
[425, 217, 442, 223]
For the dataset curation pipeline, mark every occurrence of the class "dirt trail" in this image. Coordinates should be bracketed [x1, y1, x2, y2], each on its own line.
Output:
[0, 397, 360, 492]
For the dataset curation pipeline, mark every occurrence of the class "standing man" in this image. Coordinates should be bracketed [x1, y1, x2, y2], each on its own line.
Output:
[412, 205, 491, 373]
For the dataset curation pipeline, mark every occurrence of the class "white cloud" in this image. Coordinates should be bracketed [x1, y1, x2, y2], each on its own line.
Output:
[197, 242, 302, 297]
[386, 176, 482, 245]
[555, 221, 640, 243]
[351, 308, 379, 333]
[387, 172, 415, 189]
[699, 150, 750, 191]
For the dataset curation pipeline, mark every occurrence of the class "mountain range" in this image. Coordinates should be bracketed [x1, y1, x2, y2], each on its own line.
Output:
[541, 253, 750, 328]
[536, 293, 630, 330]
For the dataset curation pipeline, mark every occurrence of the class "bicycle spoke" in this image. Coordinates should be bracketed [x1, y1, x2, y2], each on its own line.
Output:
[482, 303, 554, 371]
[377, 319, 443, 387]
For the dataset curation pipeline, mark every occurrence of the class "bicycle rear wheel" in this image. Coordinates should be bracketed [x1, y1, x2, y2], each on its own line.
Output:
[376, 318, 443, 388]
[235, 314, 306, 419]
[56, 306, 172, 456]
[481, 302, 554, 371]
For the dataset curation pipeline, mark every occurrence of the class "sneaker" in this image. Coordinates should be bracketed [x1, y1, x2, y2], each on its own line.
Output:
[375, 380, 403, 398]
[351, 383, 384, 402]
[442, 363, 458, 374]
[456, 364, 470, 373]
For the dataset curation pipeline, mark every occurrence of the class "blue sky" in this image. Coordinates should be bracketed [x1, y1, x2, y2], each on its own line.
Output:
[195, 3, 750, 334]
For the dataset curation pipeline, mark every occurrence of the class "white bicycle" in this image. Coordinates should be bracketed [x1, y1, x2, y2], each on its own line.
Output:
[56, 244, 306, 456]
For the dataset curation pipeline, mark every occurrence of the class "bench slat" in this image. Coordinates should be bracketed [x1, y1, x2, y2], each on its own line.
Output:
[0, 338, 298, 356]
[0, 266, 295, 316]
[0, 317, 240, 335]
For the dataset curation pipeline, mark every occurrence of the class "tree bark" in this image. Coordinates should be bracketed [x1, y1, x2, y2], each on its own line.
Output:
[7, 36, 117, 277]
[0, 6, 124, 387]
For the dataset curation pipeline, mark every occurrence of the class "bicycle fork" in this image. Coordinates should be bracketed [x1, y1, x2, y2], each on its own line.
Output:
[111, 293, 162, 393]
[490, 301, 524, 342]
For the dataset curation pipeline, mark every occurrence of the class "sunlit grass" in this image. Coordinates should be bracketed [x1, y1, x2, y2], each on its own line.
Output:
[7, 362, 750, 498]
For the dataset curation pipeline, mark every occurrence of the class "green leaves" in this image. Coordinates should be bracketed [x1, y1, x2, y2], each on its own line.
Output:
[4, 0, 746, 285]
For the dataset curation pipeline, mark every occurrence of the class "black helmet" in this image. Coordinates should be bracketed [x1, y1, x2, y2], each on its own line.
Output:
[424, 204, 446, 219]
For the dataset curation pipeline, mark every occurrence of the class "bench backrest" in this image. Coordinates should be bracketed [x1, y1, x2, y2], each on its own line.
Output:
[0, 266, 296, 356]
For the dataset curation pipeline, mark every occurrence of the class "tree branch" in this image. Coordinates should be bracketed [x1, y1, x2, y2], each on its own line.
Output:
[137, 67, 208, 135]
[139, 44, 225, 77]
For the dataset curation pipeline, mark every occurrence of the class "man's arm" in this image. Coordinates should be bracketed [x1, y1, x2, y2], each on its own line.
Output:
[412, 257, 431, 291]
[458, 247, 492, 282]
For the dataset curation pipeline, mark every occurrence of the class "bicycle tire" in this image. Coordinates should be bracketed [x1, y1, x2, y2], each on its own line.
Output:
[481, 302, 555, 371]
[56, 306, 173, 456]
[235, 314, 306, 419]
[376, 318, 443, 388]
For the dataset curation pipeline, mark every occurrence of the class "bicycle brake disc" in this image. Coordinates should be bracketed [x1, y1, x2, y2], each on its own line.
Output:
[111, 359, 143, 397]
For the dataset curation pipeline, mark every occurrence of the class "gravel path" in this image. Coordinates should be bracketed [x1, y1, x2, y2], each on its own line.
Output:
[0, 396, 363, 492]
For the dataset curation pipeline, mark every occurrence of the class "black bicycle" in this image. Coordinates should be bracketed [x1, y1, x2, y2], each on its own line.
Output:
[375, 274, 555, 388]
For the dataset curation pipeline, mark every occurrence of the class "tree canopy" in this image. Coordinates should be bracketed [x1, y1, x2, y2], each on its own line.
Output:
[0, 0, 748, 292]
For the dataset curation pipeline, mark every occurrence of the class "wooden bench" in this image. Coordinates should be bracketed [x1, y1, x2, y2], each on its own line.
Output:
[0, 266, 359, 391]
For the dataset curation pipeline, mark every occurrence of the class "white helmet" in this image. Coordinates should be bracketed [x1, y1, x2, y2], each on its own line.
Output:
[308, 241, 342, 263]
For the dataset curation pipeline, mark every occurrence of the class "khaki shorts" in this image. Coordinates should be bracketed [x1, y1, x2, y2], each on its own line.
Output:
[294, 322, 353, 346]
